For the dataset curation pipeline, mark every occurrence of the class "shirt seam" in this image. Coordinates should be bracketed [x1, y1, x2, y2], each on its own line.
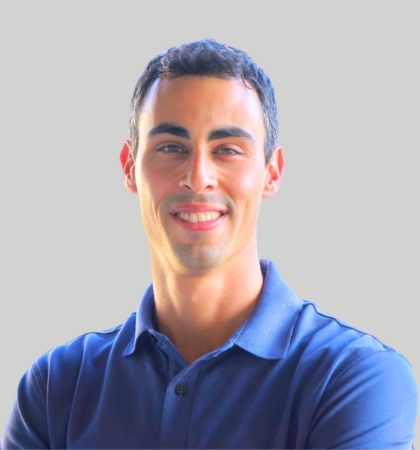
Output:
[31, 362, 47, 410]
[60, 324, 124, 348]
[303, 302, 380, 337]
[304, 302, 413, 368]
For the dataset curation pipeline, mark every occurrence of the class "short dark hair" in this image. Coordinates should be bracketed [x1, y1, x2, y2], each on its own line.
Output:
[129, 38, 278, 164]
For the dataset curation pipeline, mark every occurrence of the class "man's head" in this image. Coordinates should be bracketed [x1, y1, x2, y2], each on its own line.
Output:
[129, 38, 278, 165]
[121, 40, 284, 273]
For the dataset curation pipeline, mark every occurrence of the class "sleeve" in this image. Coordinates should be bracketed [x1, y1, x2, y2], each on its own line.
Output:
[1, 361, 50, 449]
[306, 349, 418, 449]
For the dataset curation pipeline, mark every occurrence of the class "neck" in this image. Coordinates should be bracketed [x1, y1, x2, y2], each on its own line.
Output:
[150, 248, 263, 365]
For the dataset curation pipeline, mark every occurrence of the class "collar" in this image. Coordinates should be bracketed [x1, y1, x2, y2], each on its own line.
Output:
[124, 260, 303, 360]
[233, 259, 302, 359]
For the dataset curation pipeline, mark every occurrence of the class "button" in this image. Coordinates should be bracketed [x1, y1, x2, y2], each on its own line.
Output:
[149, 333, 157, 343]
[175, 382, 187, 395]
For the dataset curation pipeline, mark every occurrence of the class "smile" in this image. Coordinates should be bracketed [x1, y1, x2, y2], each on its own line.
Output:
[176, 211, 222, 223]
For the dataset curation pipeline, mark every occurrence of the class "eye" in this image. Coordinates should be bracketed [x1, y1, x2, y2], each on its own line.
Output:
[215, 147, 240, 155]
[157, 144, 187, 154]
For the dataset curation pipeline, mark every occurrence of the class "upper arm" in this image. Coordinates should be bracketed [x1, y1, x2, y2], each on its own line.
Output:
[307, 349, 418, 449]
[1, 362, 50, 449]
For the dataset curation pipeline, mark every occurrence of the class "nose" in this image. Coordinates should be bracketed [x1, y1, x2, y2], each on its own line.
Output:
[178, 149, 218, 193]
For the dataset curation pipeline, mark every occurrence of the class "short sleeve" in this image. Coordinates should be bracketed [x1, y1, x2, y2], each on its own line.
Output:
[1, 360, 50, 449]
[307, 349, 418, 449]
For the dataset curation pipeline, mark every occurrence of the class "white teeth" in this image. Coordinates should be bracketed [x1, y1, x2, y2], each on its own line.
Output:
[178, 211, 222, 223]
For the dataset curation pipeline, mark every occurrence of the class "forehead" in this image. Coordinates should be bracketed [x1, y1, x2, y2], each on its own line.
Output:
[139, 76, 265, 141]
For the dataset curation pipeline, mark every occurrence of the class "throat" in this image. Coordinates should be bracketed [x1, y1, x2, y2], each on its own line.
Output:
[149, 252, 264, 364]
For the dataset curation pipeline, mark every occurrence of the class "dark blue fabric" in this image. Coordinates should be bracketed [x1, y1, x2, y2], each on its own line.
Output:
[2, 260, 417, 449]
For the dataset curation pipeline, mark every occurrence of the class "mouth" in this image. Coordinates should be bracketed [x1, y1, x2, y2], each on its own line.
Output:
[175, 211, 223, 223]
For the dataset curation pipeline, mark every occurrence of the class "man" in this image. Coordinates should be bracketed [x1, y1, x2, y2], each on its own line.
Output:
[2, 39, 417, 449]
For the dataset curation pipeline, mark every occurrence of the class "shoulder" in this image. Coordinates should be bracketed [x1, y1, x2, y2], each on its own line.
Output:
[33, 313, 136, 386]
[291, 300, 415, 390]
[295, 300, 402, 359]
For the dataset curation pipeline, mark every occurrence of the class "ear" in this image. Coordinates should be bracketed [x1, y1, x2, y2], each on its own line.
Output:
[119, 141, 138, 194]
[262, 147, 284, 198]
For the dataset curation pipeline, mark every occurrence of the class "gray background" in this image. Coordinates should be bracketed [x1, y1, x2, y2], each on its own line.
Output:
[1, 0, 418, 445]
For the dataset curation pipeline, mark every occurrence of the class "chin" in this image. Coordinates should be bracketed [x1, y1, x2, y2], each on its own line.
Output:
[173, 245, 227, 272]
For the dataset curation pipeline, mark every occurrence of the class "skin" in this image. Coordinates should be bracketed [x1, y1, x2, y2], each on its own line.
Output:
[120, 75, 284, 364]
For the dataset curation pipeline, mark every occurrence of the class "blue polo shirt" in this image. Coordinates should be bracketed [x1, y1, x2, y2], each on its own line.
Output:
[2, 260, 417, 449]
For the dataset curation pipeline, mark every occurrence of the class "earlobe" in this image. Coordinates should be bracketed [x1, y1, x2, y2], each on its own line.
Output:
[120, 141, 138, 194]
[262, 147, 284, 199]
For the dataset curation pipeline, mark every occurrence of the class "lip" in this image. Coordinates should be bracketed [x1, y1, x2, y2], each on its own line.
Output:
[172, 212, 227, 231]
[169, 203, 228, 215]
[169, 204, 227, 232]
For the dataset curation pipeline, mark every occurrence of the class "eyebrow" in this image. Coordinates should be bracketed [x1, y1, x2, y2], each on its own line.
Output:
[147, 123, 190, 139]
[147, 123, 255, 144]
[208, 127, 255, 143]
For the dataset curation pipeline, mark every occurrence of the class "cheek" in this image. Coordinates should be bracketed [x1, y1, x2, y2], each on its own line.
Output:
[137, 161, 174, 216]
[229, 165, 266, 202]
[233, 173, 267, 236]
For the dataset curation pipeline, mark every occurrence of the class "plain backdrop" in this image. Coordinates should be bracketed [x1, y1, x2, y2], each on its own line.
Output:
[0, 0, 418, 445]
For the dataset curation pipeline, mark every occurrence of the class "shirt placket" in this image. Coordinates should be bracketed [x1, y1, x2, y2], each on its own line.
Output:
[150, 335, 201, 449]
[159, 365, 201, 449]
